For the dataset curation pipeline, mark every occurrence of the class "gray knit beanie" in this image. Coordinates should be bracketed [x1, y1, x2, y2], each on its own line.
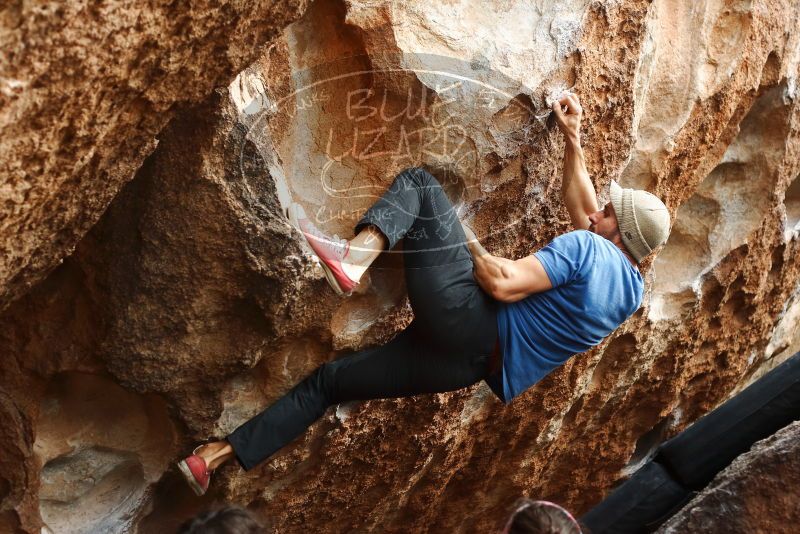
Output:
[609, 180, 671, 263]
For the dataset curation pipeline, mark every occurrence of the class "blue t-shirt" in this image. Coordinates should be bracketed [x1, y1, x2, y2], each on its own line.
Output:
[489, 230, 643, 403]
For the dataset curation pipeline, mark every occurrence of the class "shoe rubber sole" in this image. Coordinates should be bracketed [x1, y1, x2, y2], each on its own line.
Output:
[287, 203, 353, 296]
[319, 258, 348, 296]
[177, 459, 206, 496]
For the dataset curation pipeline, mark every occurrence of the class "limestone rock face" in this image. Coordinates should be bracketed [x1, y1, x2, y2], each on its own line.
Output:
[35, 374, 176, 533]
[657, 420, 800, 533]
[2, 0, 800, 533]
[0, 0, 311, 311]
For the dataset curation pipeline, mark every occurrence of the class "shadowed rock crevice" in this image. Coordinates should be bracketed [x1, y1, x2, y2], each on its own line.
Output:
[784, 173, 800, 235]
[624, 416, 673, 475]
[85, 93, 324, 431]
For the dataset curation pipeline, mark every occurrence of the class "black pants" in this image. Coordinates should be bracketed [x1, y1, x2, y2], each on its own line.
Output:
[227, 167, 500, 470]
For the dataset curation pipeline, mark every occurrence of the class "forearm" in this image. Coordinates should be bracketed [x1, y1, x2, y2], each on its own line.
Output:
[462, 223, 552, 302]
[467, 238, 516, 297]
[562, 135, 598, 227]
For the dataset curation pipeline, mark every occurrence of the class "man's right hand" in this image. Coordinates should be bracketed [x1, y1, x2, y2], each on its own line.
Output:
[551, 91, 598, 230]
[552, 92, 583, 143]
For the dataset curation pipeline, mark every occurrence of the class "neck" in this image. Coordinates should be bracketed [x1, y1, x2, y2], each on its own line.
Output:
[608, 232, 638, 268]
[619, 245, 638, 268]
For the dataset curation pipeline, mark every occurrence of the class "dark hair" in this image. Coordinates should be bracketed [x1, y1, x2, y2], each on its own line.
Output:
[177, 506, 266, 534]
[503, 498, 582, 534]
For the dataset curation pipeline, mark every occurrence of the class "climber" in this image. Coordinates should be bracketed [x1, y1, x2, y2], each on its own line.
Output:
[176, 92, 671, 496]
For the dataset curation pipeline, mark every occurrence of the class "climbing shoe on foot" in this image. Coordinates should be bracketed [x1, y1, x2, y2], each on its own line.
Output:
[288, 203, 359, 295]
[177, 446, 212, 496]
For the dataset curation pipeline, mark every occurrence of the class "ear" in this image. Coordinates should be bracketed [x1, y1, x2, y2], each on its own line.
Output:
[610, 221, 626, 243]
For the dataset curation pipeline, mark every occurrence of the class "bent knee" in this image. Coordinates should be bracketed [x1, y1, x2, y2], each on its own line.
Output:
[399, 166, 439, 188]
[308, 362, 334, 402]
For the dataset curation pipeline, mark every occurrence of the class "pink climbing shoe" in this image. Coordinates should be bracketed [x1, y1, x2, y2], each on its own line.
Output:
[288, 203, 359, 295]
[177, 446, 212, 496]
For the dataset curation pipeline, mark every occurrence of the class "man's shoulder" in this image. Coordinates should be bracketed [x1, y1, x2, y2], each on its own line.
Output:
[556, 231, 641, 277]
[546, 229, 600, 259]
[551, 229, 597, 246]
[558, 230, 630, 260]
[535, 230, 598, 282]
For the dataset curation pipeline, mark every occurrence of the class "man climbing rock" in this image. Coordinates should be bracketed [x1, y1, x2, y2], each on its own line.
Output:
[177, 93, 671, 495]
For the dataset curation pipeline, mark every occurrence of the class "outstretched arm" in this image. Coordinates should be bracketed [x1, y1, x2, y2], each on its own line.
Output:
[552, 93, 599, 230]
[462, 224, 552, 303]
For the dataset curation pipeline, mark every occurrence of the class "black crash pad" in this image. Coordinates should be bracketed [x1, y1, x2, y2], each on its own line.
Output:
[580, 461, 691, 534]
[656, 351, 800, 489]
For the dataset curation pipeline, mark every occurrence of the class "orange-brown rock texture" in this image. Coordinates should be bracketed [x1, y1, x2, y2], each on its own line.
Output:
[0, 0, 311, 310]
[2, 0, 800, 532]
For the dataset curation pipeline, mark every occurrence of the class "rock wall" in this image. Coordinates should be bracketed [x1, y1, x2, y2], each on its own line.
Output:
[0, 0, 311, 311]
[657, 420, 800, 533]
[1, 0, 800, 532]
[0, 1, 314, 531]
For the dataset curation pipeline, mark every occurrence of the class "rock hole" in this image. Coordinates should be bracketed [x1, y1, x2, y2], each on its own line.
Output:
[719, 276, 752, 326]
[0, 478, 10, 503]
[784, 174, 800, 235]
[768, 244, 786, 285]
[700, 276, 725, 314]
[561, 395, 585, 428]
[623, 416, 672, 475]
[714, 350, 731, 369]
[491, 93, 536, 137]
[760, 51, 782, 86]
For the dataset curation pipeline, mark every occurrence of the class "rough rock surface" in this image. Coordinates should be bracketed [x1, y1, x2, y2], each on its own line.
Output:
[1, 0, 800, 533]
[0, 0, 311, 311]
[657, 420, 800, 533]
[36, 374, 176, 533]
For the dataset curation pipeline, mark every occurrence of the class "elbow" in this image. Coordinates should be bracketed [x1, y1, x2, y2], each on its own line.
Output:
[481, 278, 497, 298]
[483, 279, 503, 302]
[477, 261, 520, 302]
[489, 287, 505, 302]
[491, 266, 522, 302]
[493, 293, 514, 304]
[488, 281, 515, 303]
[494, 292, 521, 304]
